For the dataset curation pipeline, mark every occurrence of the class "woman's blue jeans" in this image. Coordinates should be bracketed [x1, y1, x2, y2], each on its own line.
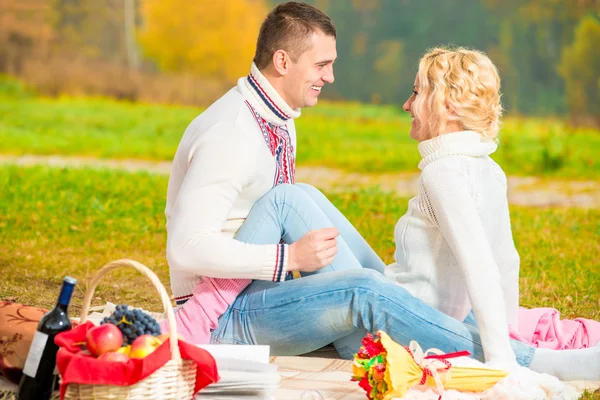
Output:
[210, 183, 535, 366]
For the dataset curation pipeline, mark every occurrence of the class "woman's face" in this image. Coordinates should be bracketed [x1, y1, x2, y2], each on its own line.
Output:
[403, 77, 430, 142]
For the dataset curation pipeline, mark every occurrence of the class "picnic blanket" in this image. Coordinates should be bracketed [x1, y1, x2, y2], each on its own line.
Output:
[5, 303, 598, 399]
[1, 357, 599, 400]
[270, 356, 598, 400]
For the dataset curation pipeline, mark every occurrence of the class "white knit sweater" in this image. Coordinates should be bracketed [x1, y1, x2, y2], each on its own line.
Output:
[165, 63, 300, 304]
[385, 131, 520, 365]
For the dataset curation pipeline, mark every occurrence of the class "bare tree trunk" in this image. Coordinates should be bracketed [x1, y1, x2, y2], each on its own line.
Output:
[124, 0, 139, 70]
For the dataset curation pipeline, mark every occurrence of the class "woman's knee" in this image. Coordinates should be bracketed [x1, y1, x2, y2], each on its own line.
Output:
[259, 183, 307, 202]
[295, 183, 325, 199]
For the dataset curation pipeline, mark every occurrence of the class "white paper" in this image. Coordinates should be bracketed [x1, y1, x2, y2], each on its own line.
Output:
[22, 331, 49, 378]
[196, 344, 270, 364]
[194, 345, 280, 398]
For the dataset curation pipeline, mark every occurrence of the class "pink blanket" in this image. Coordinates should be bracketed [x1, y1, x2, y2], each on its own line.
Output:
[509, 307, 600, 350]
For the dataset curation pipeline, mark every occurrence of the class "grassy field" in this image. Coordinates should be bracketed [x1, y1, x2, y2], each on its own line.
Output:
[2, 77, 600, 178]
[1, 76, 599, 397]
[1, 165, 598, 321]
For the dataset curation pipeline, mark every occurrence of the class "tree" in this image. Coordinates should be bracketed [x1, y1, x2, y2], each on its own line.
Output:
[559, 16, 600, 125]
[50, 0, 126, 62]
[483, 0, 598, 115]
[0, 0, 52, 73]
[138, 0, 268, 82]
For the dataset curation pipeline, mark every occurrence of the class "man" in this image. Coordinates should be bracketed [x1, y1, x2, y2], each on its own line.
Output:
[164, 2, 598, 381]
[165, 1, 340, 344]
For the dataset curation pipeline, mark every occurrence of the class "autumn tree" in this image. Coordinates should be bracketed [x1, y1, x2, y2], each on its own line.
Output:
[559, 16, 600, 125]
[48, 0, 128, 62]
[483, 0, 598, 115]
[138, 0, 268, 83]
[0, 0, 52, 73]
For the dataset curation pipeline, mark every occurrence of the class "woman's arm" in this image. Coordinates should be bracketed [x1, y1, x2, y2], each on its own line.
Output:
[421, 162, 517, 365]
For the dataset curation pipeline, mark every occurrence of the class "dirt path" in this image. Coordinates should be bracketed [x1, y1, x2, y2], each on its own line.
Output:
[1, 154, 598, 208]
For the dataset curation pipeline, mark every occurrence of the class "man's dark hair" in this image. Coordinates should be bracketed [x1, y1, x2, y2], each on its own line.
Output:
[253, 2, 336, 69]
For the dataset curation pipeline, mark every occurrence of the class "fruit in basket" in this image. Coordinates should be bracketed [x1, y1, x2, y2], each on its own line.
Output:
[86, 324, 124, 356]
[129, 334, 162, 359]
[98, 351, 130, 363]
[101, 304, 162, 345]
[116, 345, 131, 356]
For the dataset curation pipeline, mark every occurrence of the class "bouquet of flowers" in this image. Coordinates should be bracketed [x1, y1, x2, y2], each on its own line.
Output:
[351, 331, 509, 400]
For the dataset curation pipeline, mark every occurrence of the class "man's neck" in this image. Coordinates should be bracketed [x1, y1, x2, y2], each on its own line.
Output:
[239, 63, 301, 126]
[259, 66, 296, 110]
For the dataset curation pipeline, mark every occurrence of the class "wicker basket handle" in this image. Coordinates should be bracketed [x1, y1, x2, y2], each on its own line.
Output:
[79, 259, 181, 361]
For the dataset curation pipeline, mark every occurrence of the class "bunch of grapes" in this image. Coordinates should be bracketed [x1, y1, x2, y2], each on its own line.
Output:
[101, 304, 161, 345]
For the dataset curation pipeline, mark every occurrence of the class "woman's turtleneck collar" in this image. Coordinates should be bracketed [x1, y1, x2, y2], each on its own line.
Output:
[238, 63, 301, 126]
[418, 130, 498, 170]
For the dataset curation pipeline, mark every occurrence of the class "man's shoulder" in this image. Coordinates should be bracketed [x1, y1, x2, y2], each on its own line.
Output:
[188, 87, 258, 137]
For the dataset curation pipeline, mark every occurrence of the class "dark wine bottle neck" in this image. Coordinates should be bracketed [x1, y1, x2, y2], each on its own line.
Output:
[57, 278, 76, 307]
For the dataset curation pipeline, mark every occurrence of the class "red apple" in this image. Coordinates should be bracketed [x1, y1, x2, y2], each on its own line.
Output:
[86, 324, 123, 356]
[98, 351, 130, 363]
[129, 334, 162, 359]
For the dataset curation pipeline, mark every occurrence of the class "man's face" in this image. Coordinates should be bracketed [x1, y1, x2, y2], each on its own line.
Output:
[283, 31, 336, 109]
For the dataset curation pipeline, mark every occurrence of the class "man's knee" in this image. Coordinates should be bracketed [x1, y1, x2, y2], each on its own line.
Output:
[336, 268, 386, 290]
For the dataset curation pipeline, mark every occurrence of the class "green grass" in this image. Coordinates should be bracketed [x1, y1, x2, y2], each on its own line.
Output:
[1, 165, 598, 321]
[2, 75, 598, 398]
[1, 80, 599, 178]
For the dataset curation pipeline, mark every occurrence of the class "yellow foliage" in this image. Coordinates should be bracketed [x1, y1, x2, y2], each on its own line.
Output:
[138, 0, 268, 83]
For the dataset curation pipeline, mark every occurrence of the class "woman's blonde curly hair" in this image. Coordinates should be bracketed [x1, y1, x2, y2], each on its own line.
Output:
[413, 46, 503, 140]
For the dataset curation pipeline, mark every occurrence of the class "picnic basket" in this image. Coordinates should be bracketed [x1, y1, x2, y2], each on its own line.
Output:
[62, 259, 197, 400]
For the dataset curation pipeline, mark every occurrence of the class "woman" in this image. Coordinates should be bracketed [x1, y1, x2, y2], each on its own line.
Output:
[383, 47, 599, 360]
[174, 47, 599, 381]
[384, 47, 520, 365]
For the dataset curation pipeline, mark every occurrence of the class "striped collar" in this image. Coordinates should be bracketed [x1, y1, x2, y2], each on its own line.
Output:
[238, 63, 301, 126]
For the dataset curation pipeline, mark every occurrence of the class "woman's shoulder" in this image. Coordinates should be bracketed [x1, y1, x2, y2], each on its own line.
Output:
[420, 156, 470, 184]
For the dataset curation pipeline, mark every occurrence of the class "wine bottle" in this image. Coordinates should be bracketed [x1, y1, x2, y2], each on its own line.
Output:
[18, 276, 77, 400]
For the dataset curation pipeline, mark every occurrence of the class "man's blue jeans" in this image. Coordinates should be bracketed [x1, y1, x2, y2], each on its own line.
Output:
[209, 183, 535, 366]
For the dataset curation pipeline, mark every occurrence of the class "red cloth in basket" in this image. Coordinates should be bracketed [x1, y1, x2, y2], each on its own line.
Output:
[55, 322, 219, 399]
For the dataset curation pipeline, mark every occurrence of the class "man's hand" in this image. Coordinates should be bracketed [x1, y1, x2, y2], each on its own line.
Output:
[287, 228, 339, 272]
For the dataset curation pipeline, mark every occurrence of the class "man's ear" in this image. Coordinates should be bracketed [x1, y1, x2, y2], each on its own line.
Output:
[272, 50, 290, 76]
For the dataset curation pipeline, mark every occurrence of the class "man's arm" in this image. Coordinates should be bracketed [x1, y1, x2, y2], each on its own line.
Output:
[167, 125, 289, 282]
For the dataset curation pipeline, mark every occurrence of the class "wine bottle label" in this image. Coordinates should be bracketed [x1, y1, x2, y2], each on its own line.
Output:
[22, 331, 49, 378]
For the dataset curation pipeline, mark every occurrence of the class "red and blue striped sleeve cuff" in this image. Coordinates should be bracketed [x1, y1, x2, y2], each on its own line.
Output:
[271, 243, 288, 282]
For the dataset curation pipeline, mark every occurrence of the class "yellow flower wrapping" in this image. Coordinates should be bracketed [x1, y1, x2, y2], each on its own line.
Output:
[378, 331, 509, 399]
